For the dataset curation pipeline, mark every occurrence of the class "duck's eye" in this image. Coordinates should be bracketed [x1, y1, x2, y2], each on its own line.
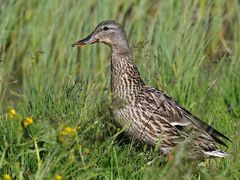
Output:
[103, 26, 109, 31]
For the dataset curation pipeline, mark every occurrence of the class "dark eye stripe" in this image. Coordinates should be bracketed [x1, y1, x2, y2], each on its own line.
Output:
[103, 26, 109, 31]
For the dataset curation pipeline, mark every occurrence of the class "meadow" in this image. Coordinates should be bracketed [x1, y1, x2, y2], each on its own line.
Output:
[0, 0, 239, 179]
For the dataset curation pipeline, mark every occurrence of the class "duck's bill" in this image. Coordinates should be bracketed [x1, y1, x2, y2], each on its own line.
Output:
[72, 34, 99, 47]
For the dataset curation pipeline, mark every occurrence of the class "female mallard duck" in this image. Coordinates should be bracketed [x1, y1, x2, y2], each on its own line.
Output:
[72, 20, 230, 159]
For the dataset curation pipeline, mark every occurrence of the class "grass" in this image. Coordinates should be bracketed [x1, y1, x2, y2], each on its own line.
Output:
[0, 0, 240, 179]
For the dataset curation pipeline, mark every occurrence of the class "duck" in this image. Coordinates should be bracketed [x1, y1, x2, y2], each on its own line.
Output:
[72, 20, 230, 159]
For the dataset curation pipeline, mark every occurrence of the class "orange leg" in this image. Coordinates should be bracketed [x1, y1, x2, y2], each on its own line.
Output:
[167, 153, 174, 162]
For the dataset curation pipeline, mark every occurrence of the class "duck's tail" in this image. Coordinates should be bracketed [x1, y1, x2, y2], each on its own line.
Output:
[203, 150, 229, 158]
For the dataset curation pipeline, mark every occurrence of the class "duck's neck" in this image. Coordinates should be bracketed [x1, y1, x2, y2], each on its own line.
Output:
[111, 49, 145, 102]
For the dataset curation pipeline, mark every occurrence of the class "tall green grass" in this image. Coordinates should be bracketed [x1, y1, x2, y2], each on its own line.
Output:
[0, 0, 239, 179]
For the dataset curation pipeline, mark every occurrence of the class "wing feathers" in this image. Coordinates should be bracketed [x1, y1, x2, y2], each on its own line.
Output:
[161, 92, 231, 144]
[147, 88, 230, 146]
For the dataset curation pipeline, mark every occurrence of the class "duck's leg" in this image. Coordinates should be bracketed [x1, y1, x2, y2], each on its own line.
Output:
[167, 153, 174, 162]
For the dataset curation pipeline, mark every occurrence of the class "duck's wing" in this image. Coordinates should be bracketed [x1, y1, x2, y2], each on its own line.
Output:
[140, 87, 230, 147]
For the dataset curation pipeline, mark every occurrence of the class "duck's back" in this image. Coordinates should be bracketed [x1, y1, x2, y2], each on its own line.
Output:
[114, 86, 229, 159]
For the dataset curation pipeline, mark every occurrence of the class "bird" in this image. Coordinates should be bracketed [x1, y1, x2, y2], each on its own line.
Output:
[72, 20, 230, 159]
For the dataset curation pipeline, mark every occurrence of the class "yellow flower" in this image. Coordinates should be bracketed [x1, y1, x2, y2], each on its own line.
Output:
[61, 127, 76, 136]
[8, 108, 16, 119]
[23, 117, 33, 127]
[55, 175, 62, 180]
[3, 174, 12, 180]
[58, 127, 77, 144]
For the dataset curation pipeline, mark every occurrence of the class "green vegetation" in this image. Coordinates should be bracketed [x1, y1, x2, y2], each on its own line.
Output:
[0, 0, 239, 179]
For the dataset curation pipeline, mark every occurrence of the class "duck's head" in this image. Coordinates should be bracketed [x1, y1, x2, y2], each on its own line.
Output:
[72, 20, 130, 53]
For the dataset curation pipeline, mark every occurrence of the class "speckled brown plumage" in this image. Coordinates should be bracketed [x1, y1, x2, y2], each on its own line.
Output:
[73, 20, 230, 159]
